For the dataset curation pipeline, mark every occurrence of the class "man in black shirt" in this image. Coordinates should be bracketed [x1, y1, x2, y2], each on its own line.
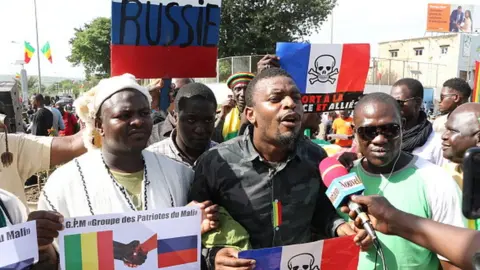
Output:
[190, 68, 371, 269]
[30, 94, 53, 136]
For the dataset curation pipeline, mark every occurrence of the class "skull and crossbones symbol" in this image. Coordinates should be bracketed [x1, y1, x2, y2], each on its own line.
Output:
[287, 253, 320, 270]
[308, 54, 339, 85]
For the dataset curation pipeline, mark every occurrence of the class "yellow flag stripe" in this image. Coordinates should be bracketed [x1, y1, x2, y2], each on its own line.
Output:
[80, 232, 99, 270]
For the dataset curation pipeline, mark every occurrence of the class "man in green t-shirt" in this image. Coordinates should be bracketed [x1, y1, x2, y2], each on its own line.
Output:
[352, 92, 465, 270]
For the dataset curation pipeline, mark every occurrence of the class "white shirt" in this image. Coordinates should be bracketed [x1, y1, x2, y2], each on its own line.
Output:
[0, 189, 28, 226]
[433, 114, 448, 135]
[38, 149, 194, 218]
[0, 133, 52, 205]
[412, 131, 448, 166]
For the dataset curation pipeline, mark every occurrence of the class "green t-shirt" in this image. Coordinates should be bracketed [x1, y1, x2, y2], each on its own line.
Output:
[110, 170, 144, 211]
[353, 156, 465, 270]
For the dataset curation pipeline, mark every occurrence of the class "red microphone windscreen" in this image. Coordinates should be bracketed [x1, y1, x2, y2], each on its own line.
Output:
[319, 157, 349, 187]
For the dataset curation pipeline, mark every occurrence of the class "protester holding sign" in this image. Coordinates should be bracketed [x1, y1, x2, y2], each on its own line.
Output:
[190, 68, 372, 269]
[0, 188, 67, 269]
[37, 74, 219, 267]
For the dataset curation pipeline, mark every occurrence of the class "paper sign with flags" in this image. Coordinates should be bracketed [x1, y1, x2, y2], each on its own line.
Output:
[276, 43, 370, 113]
[239, 236, 360, 270]
[473, 61, 480, 103]
[110, 0, 221, 78]
[59, 207, 201, 269]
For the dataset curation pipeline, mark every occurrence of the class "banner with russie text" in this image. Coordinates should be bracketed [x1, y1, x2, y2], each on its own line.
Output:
[111, 0, 221, 78]
[276, 43, 370, 113]
[0, 221, 38, 269]
[58, 206, 201, 270]
[239, 236, 359, 270]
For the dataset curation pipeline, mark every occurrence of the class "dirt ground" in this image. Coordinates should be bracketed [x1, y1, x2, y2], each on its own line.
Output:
[25, 171, 49, 203]
[25, 185, 41, 202]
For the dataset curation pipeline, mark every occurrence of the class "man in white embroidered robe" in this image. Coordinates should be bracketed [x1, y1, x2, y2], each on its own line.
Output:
[38, 74, 218, 268]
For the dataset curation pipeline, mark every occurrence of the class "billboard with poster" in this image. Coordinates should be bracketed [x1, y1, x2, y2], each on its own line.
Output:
[427, 3, 480, 33]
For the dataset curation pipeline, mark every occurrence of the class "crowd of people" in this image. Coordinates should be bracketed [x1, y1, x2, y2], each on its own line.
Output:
[0, 54, 479, 269]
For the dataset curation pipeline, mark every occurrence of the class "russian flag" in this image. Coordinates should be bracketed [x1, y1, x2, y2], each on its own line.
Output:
[238, 236, 360, 270]
[157, 235, 198, 268]
[276, 43, 370, 95]
[111, 0, 221, 78]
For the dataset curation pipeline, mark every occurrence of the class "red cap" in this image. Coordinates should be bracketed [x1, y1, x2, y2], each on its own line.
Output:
[319, 157, 349, 187]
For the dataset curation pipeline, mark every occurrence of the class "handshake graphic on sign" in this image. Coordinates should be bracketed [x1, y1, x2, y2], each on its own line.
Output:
[113, 234, 158, 268]
[114, 240, 149, 267]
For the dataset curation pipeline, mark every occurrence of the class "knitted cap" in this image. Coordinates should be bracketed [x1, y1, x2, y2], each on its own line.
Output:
[226, 72, 255, 89]
[74, 73, 152, 150]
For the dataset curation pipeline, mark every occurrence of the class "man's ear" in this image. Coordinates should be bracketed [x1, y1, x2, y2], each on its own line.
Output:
[401, 117, 407, 130]
[173, 111, 178, 125]
[245, 107, 256, 125]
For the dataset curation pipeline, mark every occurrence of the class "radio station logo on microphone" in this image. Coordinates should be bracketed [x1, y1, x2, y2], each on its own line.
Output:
[339, 176, 362, 189]
[328, 188, 340, 204]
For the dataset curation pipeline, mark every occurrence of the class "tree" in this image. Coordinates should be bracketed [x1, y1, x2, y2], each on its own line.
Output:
[218, 0, 336, 58]
[67, 17, 111, 78]
[14, 76, 46, 94]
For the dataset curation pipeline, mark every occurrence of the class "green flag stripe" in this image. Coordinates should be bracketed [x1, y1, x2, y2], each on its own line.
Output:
[224, 131, 238, 141]
[24, 42, 35, 53]
[41, 42, 50, 54]
[65, 234, 83, 270]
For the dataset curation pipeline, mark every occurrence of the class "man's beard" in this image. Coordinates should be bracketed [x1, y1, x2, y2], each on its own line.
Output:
[276, 129, 300, 147]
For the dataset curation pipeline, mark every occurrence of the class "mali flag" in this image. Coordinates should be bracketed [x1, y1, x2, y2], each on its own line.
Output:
[473, 61, 480, 103]
[64, 231, 114, 270]
[41, 42, 53, 63]
[24, 42, 35, 64]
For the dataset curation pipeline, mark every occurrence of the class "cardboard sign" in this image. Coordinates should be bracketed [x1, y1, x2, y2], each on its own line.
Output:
[239, 236, 360, 270]
[0, 221, 38, 269]
[276, 43, 370, 113]
[58, 206, 201, 270]
[111, 0, 221, 78]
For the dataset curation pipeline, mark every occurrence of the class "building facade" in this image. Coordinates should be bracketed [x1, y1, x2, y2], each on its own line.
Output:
[377, 34, 480, 91]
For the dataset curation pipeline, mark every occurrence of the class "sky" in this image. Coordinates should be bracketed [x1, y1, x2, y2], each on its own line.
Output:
[0, 0, 467, 79]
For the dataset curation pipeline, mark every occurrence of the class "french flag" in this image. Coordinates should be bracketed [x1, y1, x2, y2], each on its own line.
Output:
[276, 43, 370, 95]
[239, 236, 360, 270]
[111, 0, 221, 78]
[157, 235, 199, 268]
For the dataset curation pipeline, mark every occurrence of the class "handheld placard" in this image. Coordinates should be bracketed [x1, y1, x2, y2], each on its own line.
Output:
[319, 156, 377, 240]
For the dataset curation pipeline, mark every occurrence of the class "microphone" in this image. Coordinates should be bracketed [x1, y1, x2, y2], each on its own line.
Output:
[319, 156, 377, 240]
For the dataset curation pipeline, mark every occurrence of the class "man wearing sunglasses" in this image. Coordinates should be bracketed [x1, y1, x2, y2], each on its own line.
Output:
[434, 78, 472, 134]
[352, 92, 465, 270]
[391, 78, 445, 166]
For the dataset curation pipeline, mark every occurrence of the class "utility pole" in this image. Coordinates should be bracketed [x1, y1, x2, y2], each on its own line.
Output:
[33, 0, 42, 93]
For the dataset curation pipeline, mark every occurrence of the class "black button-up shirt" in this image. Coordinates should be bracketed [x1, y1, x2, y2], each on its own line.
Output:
[189, 128, 345, 250]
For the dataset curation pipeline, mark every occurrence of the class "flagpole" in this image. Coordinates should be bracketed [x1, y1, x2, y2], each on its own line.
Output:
[33, 0, 42, 93]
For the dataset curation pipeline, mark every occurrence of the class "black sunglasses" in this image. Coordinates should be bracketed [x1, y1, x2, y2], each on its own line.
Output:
[396, 97, 418, 107]
[356, 123, 401, 141]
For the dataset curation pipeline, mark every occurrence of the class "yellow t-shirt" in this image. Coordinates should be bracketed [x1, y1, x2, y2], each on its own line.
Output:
[332, 117, 353, 147]
[110, 170, 144, 211]
[443, 163, 478, 230]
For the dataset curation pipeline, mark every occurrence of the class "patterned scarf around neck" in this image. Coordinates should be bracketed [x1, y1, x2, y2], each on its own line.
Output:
[402, 111, 433, 153]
